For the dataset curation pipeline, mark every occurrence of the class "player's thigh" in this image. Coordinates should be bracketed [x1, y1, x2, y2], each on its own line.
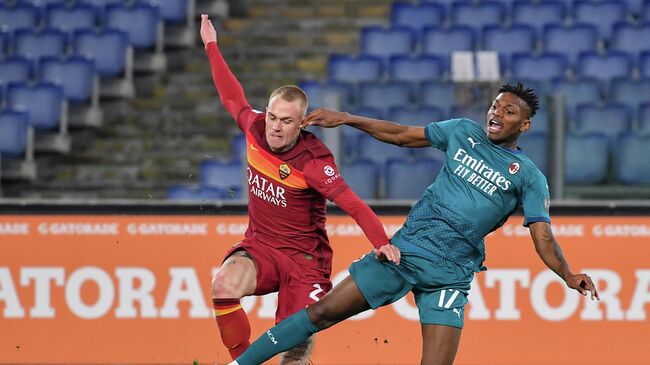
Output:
[420, 324, 462, 365]
[212, 250, 258, 298]
[277, 267, 332, 323]
[414, 287, 469, 329]
[348, 252, 414, 309]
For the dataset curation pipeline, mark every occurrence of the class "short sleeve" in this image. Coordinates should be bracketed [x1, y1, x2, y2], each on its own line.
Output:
[424, 118, 464, 151]
[522, 168, 551, 226]
[303, 157, 348, 201]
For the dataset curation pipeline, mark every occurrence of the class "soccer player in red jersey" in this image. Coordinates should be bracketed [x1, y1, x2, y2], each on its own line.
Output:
[200, 14, 400, 365]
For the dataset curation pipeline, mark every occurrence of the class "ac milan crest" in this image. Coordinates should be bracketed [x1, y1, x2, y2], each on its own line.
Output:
[509, 162, 520, 175]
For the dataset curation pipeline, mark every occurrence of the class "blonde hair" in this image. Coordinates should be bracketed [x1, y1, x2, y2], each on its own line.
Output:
[269, 85, 309, 116]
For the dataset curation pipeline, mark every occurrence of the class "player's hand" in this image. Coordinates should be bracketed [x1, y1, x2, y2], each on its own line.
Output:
[565, 273, 600, 300]
[200, 14, 217, 47]
[374, 244, 401, 265]
[304, 108, 349, 128]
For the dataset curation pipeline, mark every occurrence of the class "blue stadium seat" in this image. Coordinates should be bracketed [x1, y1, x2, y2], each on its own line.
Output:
[360, 26, 415, 61]
[389, 55, 444, 83]
[565, 133, 609, 184]
[419, 81, 457, 113]
[39, 56, 95, 103]
[230, 134, 246, 163]
[341, 159, 380, 200]
[573, 1, 627, 39]
[530, 108, 549, 134]
[341, 107, 384, 162]
[0, 109, 29, 157]
[611, 23, 650, 60]
[640, 51, 650, 78]
[577, 51, 631, 81]
[553, 79, 603, 122]
[614, 134, 650, 184]
[391, 2, 444, 35]
[518, 132, 548, 174]
[482, 25, 536, 71]
[388, 106, 443, 126]
[46, 3, 96, 37]
[450, 105, 486, 125]
[0, 31, 8, 55]
[0, 57, 31, 86]
[357, 134, 411, 172]
[0, 4, 38, 34]
[511, 1, 566, 32]
[385, 158, 442, 199]
[609, 78, 650, 110]
[147, 0, 188, 23]
[422, 26, 475, 67]
[13, 29, 66, 64]
[73, 29, 129, 77]
[575, 103, 631, 140]
[644, 1, 650, 21]
[511, 53, 567, 81]
[7, 82, 64, 130]
[199, 160, 244, 191]
[638, 103, 650, 135]
[451, 1, 506, 30]
[328, 55, 382, 84]
[543, 24, 598, 65]
[299, 81, 353, 110]
[167, 185, 204, 200]
[627, 0, 646, 15]
[358, 81, 412, 113]
[105, 3, 160, 49]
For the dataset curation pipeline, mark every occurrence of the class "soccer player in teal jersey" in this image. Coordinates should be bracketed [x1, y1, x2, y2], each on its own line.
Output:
[227, 83, 600, 365]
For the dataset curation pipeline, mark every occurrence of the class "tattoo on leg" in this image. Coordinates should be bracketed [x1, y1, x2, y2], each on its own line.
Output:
[280, 336, 314, 365]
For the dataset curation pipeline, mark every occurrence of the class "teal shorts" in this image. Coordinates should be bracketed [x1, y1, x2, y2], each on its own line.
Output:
[349, 241, 474, 328]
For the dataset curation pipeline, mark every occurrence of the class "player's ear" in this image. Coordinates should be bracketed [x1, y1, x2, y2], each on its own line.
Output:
[520, 118, 531, 132]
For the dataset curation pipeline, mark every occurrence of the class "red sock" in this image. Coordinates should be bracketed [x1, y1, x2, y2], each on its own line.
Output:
[213, 298, 251, 360]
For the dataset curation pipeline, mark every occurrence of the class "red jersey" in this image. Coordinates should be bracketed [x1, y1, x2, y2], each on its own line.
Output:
[205, 41, 389, 272]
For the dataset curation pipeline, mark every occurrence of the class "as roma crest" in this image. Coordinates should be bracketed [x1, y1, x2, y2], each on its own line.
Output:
[279, 163, 291, 180]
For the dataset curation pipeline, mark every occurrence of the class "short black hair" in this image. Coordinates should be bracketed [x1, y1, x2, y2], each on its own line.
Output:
[498, 82, 539, 118]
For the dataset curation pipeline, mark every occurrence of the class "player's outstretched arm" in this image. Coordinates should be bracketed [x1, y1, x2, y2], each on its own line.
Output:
[529, 222, 600, 300]
[200, 14, 251, 127]
[305, 108, 430, 148]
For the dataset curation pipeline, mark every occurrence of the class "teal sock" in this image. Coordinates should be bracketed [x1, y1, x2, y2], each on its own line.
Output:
[235, 308, 319, 365]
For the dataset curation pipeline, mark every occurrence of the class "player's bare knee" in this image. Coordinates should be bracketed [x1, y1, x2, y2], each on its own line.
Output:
[306, 301, 334, 329]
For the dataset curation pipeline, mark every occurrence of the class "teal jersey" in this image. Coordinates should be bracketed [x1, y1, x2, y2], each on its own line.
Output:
[391, 118, 551, 272]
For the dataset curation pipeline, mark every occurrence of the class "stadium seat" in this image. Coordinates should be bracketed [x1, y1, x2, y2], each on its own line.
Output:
[0, 57, 32, 86]
[511, 1, 566, 32]
[637, 103, 650, 135]
[609, 78, 650, 110]
[199, 160, 244, 192]
[6, 82, 64, 131]
[167, 185, 234, 200]
[640, 51, 650, 78]
[611, 23, 650, 60]
[627, 0, 646, 15]
[510, 53, 567, 81]
[543, 24, 599, 65]
[482, 25, 536, 71]
[39, 56, 95, 103]
[341, 106, 384, 162]
[357, 81, 412, 113]
[576, 51, 631, 81]
[357, 134, 411, 172]
[614, 134, 650, 184]
[0, 4, 38, 34]
[644, 1, 650, 21]
[388, 55, 445, 83]
[530, 108, 549, 134]
[564, 133, 609, 184]
[385, 158, 442, 200]
[450, 105, 486, 125]
[105, 3, 160, 49]
[518, 132, 548, 174]
[341, 159, 380, 200]
[419, 81, 457, 114]
[390, 2, 444, 35]
[0, 31, 8, 55]
[73, 29, 129, 77]
[45, 3, 96, 37]
[451, 1, 506, 30]
[422, 26, 475, 68]
[230, 134, 246, 164]
[0, 109, 29, 157]
[388, 106, 444, 126]
[573, 0, 628, 39]
[147, 0, 188, 23]
[299, 81, 353, 110]
[328, 55, 382, 84]
[13, 29, 67, 64]
[553, 79, 603, 122]
[575, 103, 631, 140]
[360, 26, 415, 62]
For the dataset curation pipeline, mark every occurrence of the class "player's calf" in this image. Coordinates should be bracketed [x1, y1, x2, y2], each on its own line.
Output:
[279, 336, 314, 365]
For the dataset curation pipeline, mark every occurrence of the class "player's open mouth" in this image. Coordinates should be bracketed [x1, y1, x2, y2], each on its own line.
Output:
[488, 119, 503, 133]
